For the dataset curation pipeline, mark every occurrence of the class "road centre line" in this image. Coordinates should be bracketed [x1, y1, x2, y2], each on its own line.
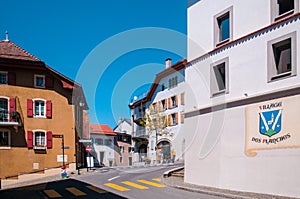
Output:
[108, 175, 120, 181]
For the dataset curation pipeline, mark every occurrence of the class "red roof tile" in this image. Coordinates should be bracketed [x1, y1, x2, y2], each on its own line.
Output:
[0, 40, 40, 61]
[90, 124, 116, 136]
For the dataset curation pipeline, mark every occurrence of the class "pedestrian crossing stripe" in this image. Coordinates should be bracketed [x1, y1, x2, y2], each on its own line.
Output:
[104, 183, 130, 191]
[137, 180, 165, 188]
[122, 181, 149, 189]
[43, 189, 62, 198]
[152, 178, 161, 182]
[66, 187, 87, 196]
[86, 185, 108, 193]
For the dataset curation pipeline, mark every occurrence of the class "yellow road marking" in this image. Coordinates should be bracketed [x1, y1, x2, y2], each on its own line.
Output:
[43, 189, 62, 198]
[122, 181, 148, 189]
[104, 183, 130, 191]
[137, 180, 165, 188]
[65, 187, 86, 196]
[86, 185, 108, 193]
[152, 178, 161, 182]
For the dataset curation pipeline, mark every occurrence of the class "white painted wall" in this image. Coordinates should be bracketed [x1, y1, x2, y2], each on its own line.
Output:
[186, 0, 300, 197]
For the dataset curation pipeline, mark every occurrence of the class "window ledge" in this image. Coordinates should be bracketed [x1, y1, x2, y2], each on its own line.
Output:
[275, 10, 294, 21]
[0, 146, 11, 150]
[270, 72, 293, 81]
[34, 146, 46, 150]
[216, 38, 230, 47]
[211, 90, 226, 97]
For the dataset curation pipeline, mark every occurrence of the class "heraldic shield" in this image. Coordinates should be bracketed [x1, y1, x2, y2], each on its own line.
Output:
[259, 109, 282, 137]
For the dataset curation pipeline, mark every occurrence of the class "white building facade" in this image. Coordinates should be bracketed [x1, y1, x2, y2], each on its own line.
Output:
[185, 0, 300, 197]
[130, 59, 187, 164]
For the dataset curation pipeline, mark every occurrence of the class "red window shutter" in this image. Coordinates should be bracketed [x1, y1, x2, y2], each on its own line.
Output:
[9, 98, 16, 112]
[8, 72, 16, 85]
[27, 131, 33, 149]
[47, 131, 52, 149]
[27, 99, 33, 117]
[45, 76, 54, 88]
[46, 100, 52, 118]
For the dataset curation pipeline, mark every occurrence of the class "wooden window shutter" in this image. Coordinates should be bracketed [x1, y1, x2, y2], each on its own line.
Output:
[149, 104, 153, 114]
[181, 93, 185, 105]
[7, 72, 16, 85]
[46, 100, 52, 118]
[9, 98, 16, 122]
[175, 95, 178, 107]
[47, 131, 53, 149]
[168, 115, 171, 126]
[168, 98, 171, 109]
[45, 76, 54, 88]
[175, 112, 178, 125]
[27, 131, 33, 149]
[27, 99, 33, 117]
[9, 98, 16, 112]
[158, 101, 161, 112]
[181, 111, 184, 123]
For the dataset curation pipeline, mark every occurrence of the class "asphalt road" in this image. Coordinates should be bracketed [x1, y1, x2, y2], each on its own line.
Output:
[0, 164, 226, 199]
[76, 164, 225, 199]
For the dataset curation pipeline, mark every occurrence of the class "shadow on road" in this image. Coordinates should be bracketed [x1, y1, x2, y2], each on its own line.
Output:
[0, 178, 126, 199]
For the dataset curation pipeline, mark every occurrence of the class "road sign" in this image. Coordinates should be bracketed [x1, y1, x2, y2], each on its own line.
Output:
[79, 139, 92, 143]
[85, 145, 92, 153]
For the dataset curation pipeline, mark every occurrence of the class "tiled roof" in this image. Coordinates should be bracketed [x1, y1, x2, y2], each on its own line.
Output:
[0, 40, 40, 61]
[90, 124, 116, 136]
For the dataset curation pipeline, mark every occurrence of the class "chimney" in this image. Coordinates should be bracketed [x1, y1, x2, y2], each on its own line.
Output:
[165, 58, 172, 69]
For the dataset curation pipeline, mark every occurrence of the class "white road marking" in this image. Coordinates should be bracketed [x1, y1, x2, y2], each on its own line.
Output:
[108, 175, 120, 181]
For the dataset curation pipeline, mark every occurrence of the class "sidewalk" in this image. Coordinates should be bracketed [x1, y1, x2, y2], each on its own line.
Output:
[162, 167, 297, 199]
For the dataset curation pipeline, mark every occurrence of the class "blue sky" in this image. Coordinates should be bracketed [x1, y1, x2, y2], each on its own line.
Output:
[0, 0, 187, 128]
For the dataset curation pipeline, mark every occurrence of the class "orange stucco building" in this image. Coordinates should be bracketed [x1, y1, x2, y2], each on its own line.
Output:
[0, 39, 88, 179]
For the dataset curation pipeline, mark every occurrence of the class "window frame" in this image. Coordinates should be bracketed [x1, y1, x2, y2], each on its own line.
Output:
[210, 57, 229, 97]
[0, 97, 9, 122]
[267, 32, 297, 82]
[33, 99, 46, 118]
[33, 130, 47, 149]
[34, 74, 45, 88]
[271, 0, 299, 22]
[0, 129, 11, 149]
[0, 72, 8, 85]
[214, 6, 233, 47]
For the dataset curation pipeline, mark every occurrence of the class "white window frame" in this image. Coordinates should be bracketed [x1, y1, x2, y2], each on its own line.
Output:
[214, 6, 233, 47]
[267, 32, 297, 82]
[33, 98, 46, 118]
[271, 0, 299, 22]
[0, 72, 8, 85]
[210, 57, 229, 97]
[33, 130, 47, 149]
[0, 129, 11, 149]
[34, 74, 45, 88]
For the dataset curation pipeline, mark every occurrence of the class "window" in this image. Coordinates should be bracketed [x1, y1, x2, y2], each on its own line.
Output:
[96, 138, 103, 145]
[168, 113, 178, 126]
[170, 96, 177, 108]
[214, 7, 233, 46]
[153, 103, 157, 113]
[271, 0, 298, 21]
[120, 156, 123, 163]
[268, 32, 296, 81]
[162, 84, 165, 91]
[161, 99, 166, 110]
[210, 58, 229, 97]
[168, 76, 178, 89]
[34, 100, 45, 117]
[0, 129, 10, 147]
[34, 75, 45, 88]
[104, 139, 113, 147]
[0, 98, 8, 122]
[34, 131, 46, 148]
[0, 72, 7, 84]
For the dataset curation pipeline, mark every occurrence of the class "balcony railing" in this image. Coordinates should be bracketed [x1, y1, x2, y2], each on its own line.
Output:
[132, 128, 148, 138]
[0, 110, 21, 125]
